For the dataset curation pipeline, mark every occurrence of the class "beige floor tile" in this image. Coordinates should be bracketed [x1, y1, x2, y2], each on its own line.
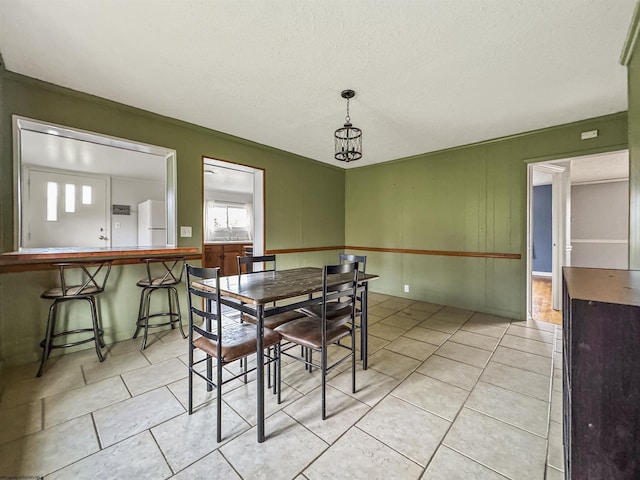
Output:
[44, 375, 130, 428]
[407, 301, 444, 313]
[422, 446, 507, 480]
[380, 314, 421, 330]
[329, 367, 401, 407]
[522, 318, 557, 332]
[367, 293, 393, 306]
[284, 385, 370, 443]
[395, 308, 433, 322]
[221, 411, 328, 480]
[151, 401, 249, 472]
[0, 364, 85, 409]
[418, 318, 461, 334]
[358, 395, 450, 467]
[47, 431, 172, 480]
[0, 400, 42, 446]
[465, 381, 549, 437]
[104, 336, 157, 356]
[366, 313, 384, 325]
[506, 324, 555, 344]
[500, 334, 553, 357]
[305, 427, 423, 480]
[392, 372, 469, 421]
[367, 349, 421, 379]
[449, 330, 500, 351]
[417, 355, 482, 391]
[546, 466, 564, 480]
[436, 341, 492, 368]
[368, 322, 407, 341]
[404, 326, 451, 346]
[459, 321, 507, 339]
[156, 325, 188, 343]
[368, 305, 398, 318]
[223, 376, 302, 426]
[378, 298, 416, 311]
[93, 387, 184, 447]
[384, 336, 438, 361]
[444, 408, 547, 480]
[553, 367, 562, 392]
[141, 337, 189, 364]
[280, 357, 343, 395]
[547, 420, 564, 472]
[0, 414, 99, 477]
[82, 350, 150, 384]
[121, 357, 187, 396]
[481, 362, 551, 401]
[491, 346, 552, 376]
[467, 312, 512, 327]
[550, 389, 563, 424]
[166, 368, 245, 411]
[430, 307, 474, 325]
[172, 450, 241, 480]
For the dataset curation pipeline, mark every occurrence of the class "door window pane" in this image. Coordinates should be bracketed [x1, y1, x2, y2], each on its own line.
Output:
[47, 182, 58, 221]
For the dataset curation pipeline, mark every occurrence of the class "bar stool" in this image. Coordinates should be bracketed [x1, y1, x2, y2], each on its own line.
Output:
[38, 260, 113, 377]
[133, 257, 186, 349]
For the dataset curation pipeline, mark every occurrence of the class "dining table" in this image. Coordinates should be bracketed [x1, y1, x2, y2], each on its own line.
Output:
[192, 266, 378, 442]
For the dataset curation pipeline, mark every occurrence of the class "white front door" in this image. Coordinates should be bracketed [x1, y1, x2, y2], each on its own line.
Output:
[23, 168, 110, 248]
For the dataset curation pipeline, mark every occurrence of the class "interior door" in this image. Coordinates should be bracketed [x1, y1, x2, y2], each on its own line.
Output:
[23, 168, 110, 248]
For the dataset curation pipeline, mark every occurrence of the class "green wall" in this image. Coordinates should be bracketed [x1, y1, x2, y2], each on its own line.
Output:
[346, 113, 628, 319]
[0, 71, 345, 366]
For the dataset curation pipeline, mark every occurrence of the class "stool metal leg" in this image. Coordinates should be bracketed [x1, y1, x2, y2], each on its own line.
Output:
[87, 296, 105, 363]
[37, 300, 59, 377]
[141, 288, 152, 350]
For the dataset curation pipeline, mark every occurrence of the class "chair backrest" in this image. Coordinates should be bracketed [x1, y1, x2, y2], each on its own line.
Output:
[321, 262, 359, 327]
[185, 264, 223, 348]
[52, 260, 113, 297]
[141, 257, 185, 286]
[237, 254, 276, 275]
[339, 253, 367, 273]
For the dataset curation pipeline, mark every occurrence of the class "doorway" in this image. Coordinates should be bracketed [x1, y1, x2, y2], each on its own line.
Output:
[202, 158, 265, 273]
[526, 150, 629, 322]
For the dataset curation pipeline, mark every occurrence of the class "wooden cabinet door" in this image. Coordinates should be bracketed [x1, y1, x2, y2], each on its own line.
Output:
[223, 244, 242, 275]
[203, 245, 223, 269]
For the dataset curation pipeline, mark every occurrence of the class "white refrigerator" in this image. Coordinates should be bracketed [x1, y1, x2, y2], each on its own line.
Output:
[138, 199, 166, 246]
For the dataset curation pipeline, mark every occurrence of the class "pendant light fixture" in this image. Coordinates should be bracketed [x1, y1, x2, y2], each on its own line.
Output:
[334, 89, 362, 162]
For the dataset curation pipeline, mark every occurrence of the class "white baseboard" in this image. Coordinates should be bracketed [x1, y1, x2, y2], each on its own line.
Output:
[532, 271, 552, 278]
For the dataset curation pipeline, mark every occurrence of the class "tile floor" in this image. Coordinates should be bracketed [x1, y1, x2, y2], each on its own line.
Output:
[0, 293, 564, 479]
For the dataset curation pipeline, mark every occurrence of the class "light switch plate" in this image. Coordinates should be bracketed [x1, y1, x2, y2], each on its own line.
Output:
[581, 129, 598, 140]
[180, 226, 192, 237]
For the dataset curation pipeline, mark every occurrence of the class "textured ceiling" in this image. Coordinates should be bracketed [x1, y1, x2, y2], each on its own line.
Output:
[0, 0, 636, 169]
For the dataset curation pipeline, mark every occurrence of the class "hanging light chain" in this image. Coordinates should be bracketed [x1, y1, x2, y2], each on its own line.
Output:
[345, 97, 351, 124]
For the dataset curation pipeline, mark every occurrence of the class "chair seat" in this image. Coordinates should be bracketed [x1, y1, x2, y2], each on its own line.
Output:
[275, 318, 351, 350]
[41, 285, 102, 299]
[193, 323, 281, 364]
[241, 310, 306, 329]
[136, 277, 181, 287]
[298, 304, 356, 325]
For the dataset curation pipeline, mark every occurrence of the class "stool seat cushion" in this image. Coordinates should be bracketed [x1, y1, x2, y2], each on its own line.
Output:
[193, 323, 281, 364]
[297, 304, 355, 325]
[241, 310, 305, 329]
[137, 277, 181, 287]
[276, 318, 350, 350]
[41, 285, 102, 298]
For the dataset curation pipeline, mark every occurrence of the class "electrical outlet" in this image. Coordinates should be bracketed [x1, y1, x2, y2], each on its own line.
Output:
[404, 284, 410, 293]
[180, 226, 192, 237]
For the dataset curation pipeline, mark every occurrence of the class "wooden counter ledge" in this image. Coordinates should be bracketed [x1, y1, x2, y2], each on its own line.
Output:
[0, 246, 201, 273]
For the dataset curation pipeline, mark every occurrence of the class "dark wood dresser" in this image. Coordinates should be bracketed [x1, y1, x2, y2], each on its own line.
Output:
[562, 267, 640, 479]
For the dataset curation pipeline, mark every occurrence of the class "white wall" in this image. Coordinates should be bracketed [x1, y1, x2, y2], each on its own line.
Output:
[571, 180, 629, 269]
[111, 177, 165, 247]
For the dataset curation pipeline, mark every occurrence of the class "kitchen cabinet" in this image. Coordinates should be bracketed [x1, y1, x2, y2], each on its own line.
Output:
[562, 267, 640, 479]
[202, 243, 251, 275]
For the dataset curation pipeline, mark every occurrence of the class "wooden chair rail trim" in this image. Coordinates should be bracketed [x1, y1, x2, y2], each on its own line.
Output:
[266, 245, 520, 260]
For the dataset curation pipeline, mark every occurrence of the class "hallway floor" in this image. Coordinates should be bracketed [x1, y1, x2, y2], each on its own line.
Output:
[0, 294, 564, 479]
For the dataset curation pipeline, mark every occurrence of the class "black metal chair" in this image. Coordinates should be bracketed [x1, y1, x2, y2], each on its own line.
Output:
[133, 257, 186, 349]
[185, 264, 281, 442]
[276, 262, 358, 419]
[38, 260, 113, 377]
[237, 254, 306, 329]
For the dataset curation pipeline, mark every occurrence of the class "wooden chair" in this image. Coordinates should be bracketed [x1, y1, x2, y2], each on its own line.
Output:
[185, 264, 281, 442]
[133, 257, 186, 349]
[38, 260, 113, 376]
[276, 262, 359, 419]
